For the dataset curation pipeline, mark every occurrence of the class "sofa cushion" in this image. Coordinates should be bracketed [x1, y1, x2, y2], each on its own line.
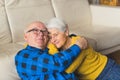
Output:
[5, 0, 56, 43]
[51, 0, 91, 32]
[0, 0, 12, 44]
[0, 43, 23, 80]
[81, 25, 120, 54]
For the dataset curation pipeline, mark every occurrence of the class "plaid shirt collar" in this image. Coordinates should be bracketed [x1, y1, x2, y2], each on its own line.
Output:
[26, 45, 49, 53]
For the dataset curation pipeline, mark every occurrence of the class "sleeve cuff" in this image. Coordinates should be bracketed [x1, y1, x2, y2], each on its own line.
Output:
[69, 44, 81, 53]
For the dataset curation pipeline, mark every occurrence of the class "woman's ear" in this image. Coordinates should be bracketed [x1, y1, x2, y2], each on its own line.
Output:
[65, 25, 69, 36]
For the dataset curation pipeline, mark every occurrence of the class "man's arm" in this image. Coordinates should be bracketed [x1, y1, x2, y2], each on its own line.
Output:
[50, 37, 88, 72]
[15, 44, 81, 79]
[52, 44, 81, 71]
[15, 38, 87, 76]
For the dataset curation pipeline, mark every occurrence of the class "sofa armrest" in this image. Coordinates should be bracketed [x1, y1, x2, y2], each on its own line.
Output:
[90, 5, 120, 27]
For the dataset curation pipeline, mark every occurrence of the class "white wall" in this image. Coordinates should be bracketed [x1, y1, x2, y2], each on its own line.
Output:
[90, 5, 120, 27]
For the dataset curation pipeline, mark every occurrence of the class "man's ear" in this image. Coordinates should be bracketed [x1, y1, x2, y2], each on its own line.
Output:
[23, 34, 28, 47]
[24, 34, 28, 41]
[65, 25, 69, 36]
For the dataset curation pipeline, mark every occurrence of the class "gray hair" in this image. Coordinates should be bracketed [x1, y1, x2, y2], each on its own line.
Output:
[46, 18, 67, 32]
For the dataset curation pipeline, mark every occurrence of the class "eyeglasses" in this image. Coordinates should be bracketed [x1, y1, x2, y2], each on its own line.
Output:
[27, 28, 48, 35]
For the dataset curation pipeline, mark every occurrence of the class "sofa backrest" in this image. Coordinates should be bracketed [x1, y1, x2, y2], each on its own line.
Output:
[5, 0, 55, 43]
[0, 0, 91, 44]
[51, 0, 92, 34]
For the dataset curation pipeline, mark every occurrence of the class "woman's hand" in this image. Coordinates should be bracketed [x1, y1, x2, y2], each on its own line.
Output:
[75, 37, 88, 49]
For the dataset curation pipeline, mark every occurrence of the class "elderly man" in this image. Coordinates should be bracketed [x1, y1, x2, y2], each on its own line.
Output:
[15, 21, 87, 80]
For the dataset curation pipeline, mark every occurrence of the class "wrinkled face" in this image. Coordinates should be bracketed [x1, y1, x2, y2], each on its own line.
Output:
[24, 22, 49, 49]
[48, 28, 68, 48]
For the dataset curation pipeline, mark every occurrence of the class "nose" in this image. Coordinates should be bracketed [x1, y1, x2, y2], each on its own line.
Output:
[50, 36, 56, 44]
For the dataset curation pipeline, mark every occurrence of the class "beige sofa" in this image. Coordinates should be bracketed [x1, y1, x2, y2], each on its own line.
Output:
[1, 0, 120, 80]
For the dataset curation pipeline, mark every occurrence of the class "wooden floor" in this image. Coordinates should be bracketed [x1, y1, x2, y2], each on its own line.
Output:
[107, 50, 120, 64]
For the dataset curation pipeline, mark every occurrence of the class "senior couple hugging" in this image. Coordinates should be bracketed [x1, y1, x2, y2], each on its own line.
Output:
[15, 17, 120, 80]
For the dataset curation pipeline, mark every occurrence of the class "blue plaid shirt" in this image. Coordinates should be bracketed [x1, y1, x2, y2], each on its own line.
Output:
[15, 44, 81, 80]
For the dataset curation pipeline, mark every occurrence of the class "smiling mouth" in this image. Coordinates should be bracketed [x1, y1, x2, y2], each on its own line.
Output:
[54, 41, 59, 45]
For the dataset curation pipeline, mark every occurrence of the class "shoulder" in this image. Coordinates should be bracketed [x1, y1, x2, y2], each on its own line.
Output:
[69, 34, 81, 38]
[16, 49, 25, 56]
[69, 34, 81, 41]
[15, 48, 30, 59]
[47, 43, 58, 55]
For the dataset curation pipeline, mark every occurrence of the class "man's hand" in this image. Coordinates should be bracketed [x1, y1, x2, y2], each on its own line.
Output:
[75, 37, 88, 49]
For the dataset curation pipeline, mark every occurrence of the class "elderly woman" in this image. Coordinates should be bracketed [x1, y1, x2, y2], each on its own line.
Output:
[46, 18, 120, 80]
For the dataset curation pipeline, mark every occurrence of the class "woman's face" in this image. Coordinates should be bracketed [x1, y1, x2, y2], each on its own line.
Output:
[48, 28, 68, 48]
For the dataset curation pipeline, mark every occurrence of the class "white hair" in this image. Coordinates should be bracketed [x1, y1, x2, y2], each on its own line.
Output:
[46, 17, 67, 32]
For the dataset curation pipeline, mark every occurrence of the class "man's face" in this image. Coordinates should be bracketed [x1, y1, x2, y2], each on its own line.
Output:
[24, 22, 49, 49]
